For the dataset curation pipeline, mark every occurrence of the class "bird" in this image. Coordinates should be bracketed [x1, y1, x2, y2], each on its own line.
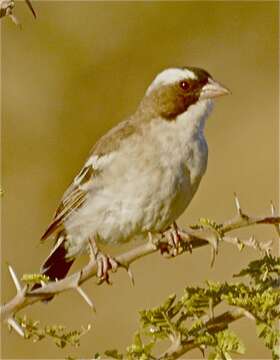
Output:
[37, 66, 230, 287]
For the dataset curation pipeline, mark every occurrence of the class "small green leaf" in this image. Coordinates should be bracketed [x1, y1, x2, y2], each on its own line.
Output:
[104, 349, 123, 359]
[21, 273, 50, 285]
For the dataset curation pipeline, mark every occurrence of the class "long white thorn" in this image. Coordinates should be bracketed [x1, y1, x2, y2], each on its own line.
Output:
[234, 192, 242, 216]
[270, 201, 280, 237]
[270, 201, 276, 215]
[76, 286, 96, 312]
[210, 247, 216, 268]
[7, 318, 25, 337]
[127, 266, 135, 286]
[8, 264, 22, 293]
[120, 263, 135, 286]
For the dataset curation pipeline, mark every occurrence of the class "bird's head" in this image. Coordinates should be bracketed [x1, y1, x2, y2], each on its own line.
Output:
[141, 67, 230, 120]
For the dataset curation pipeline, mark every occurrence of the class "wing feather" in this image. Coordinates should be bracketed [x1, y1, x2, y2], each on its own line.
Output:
[41, 116, 139, 241]
[41, 164, 95, 241]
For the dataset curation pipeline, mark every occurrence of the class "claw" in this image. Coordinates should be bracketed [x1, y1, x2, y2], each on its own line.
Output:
[160, 222, 186, 257]
[88, 237, 118, 284]
[109, 257, 118, 272]
[96, 252, 118, 284]
[167, 230, 178, 256]
[169, 224, 180, 255]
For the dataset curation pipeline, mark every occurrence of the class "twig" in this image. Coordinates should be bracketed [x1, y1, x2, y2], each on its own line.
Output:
[1, 197, 280, 328]
[24, 0, 36, 18]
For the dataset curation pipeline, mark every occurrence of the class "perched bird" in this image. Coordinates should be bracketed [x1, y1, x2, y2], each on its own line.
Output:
[38, 66, 229, 285]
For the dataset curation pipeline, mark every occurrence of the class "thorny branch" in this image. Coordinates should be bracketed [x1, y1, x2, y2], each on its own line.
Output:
[1, 195, 280, 339]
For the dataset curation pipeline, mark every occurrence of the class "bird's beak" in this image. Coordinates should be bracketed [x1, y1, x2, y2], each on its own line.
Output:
[199, 78, 230, 100]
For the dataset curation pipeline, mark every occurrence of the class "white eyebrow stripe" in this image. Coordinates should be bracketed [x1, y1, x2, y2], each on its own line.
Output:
[146, 68, 197, 95]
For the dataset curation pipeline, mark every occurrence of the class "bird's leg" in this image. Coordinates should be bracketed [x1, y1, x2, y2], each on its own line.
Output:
[88, 237, 118, 284]
[160, 222, 192, 257]
[165, 222, 181, 256]
[169, 222, 181, 249]
[170, 222, 193, 254]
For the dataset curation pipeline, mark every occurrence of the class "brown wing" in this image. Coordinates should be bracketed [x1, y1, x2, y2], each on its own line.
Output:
[42, 116, 141, 241]
[90, 117, 140, 156]
[41, 165, 95, 241]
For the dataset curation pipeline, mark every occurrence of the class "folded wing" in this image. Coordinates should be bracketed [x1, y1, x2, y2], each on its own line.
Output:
[41, 164, 95, 241]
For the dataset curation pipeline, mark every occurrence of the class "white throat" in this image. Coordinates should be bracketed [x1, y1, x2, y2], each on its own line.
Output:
[176, 99, 214, 135]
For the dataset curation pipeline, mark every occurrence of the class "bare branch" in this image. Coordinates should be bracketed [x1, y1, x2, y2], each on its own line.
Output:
[24, 0, 36, 18]
[76, 286, 96, 311]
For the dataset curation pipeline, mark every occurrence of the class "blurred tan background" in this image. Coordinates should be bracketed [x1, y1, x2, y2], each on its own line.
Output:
[1, 1, 279, 359]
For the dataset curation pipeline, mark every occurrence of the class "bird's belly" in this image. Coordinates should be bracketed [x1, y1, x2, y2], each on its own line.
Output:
[141, 164, 193, 232]
[66, 159, 193, 250]
[100, 165, 192, 243]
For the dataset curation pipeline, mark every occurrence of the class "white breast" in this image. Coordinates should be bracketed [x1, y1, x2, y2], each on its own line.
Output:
[65, 100, 213, 255]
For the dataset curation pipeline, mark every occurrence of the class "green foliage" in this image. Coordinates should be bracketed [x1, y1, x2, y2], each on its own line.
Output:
[190, 217, 223, 235]
[199, 218, 223, 234]
[207, 330, 245, 360]
[234, 253, 280, 289]
[103, 254, 280, 359]
[11, 254, 279, 358]
[9, 315, 91, 348]
[21, 273, 50, 285]
[104, 349, 124, 359]
[105, 332, 156, 360]
[256, 322, 280, 360]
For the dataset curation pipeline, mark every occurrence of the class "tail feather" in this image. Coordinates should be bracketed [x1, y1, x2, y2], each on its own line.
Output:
[32, 237, 74, 300]
[41, 238, 74, 281]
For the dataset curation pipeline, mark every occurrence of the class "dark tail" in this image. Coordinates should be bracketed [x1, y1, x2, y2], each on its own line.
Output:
[32, 238, 74, 301]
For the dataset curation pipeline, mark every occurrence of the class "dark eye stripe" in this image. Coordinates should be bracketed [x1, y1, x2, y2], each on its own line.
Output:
[179, 77, 208, 94]
[198, 77, 209, 86]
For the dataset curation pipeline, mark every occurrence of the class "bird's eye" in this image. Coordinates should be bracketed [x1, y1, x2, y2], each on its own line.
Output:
[180, 80, 190, 91]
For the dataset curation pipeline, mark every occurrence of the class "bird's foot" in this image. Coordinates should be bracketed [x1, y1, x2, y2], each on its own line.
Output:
[95, 252, 118, 284]
[160, 222, 192, 257]
[88, 237, 134, 285]
[88, 238, 118, 284]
